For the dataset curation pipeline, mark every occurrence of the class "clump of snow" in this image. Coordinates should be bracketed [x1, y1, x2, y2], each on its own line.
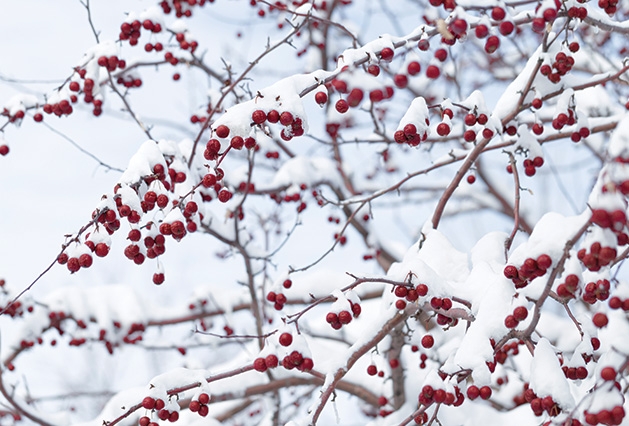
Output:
[265, 156, 343, 191]
[529, 338, 575, 409]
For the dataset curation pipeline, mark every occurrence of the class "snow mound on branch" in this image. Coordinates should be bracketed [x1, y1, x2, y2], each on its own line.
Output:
[267, 155, 343, 191]
[118, 140, 166, 185]
[73, 386, 147, 426]
[2, 93, 38, 115]
[530, 338, 575, 409]
[608, 113, 629, 158]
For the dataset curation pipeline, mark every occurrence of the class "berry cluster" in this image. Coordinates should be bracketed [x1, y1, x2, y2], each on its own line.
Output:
[325, 301, 362, 330]
[120, 19, 162, 46]
[590, 208, 628, 245]
[418, 384, 465, 407]
[57, 251, 93, 273]
[562, 365, 589, 380]
[139, 397, 179, 424]
[556, 274, 580, 299]
[462, 111, 490, 142]
[253, 354, 279, 372]
[582, 278, 611, 304]
[584, 406, 625, 425]
[160, 0, 208, 18]
[393, 283, 426, 310]
[493, 339, 525, 365]
[567, 4, 588, 19]
[522, 388, 561, 417]
[188, 392, 210, 417]
[577, 242, 617, 272]
[541, 51, 575, 84]
[503, 254, 552, 288]
[465, 385, 492, 401]
[174, 32, 198, 53]
[521, 156, 544, 177]
[97, 55, 125, 72]
[597, 0, 619, 16]
[504, 306, 529, 329]
[394, 122, 428, 146]
[266, 280, 291, 310]
[281, 350, 314, 372]
[366, 364, 386, 377]
[531, 4, 558, 32]
[608, 294, 629, 310]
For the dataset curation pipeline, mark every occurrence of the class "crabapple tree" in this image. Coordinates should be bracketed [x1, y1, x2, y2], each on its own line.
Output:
[1, 0, 629, 425]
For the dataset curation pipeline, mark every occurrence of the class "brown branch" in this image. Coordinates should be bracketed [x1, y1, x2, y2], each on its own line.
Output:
[512, 220, 591, 346]
[310, 311, 407, 424]
[388, 323, 406, 410]
[431, 48, 544, 229]
[0, 371, 55, 426]
[187, 17, 310, 168]
[475, 158, 533, 235]
[504, 152, 523, 252]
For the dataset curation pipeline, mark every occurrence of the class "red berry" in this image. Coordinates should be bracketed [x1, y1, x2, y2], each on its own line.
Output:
[421, 335, 434, 349]
[537, 254, 552, 269]
[335, 99, 349, 113]
[475, 24, 489, 38]
[230, 136, 244, 150]
[215, 125, 230, 138]
[407, 61, 421, 75]
[253, 357, 267, 372]
[380, 47, 394, 61]
[67, 257, 80, 273]
[218, 189, 233, 203]
[467, 174, 476, 184]
[485, 36, 500, 54]
[280, 111, 294, 126]
[279, 332, 293, 346]
[467, 385, 480, 400]
[513, 306, 528, 321]
[592, 312, 608, 328]
[367, 64, 380, 76]
[367, 365, 377, 376]
[417, 39, 430, 51]
[499, 21, 515, 36]
[504, 315, 518, 329]
[393, 74, 408, 88]
[480, 386, 492, 400]
[267, 110, 280, 123]
[434, 49, 448, 62]
[464, 130, 476, 142]
[78, 253, 93, 268]
[251, 110, 267, 124]
[600, 366, 616, 381]
[315, 91, 328, 104]
[265, 354, 278, 368]
[338, 310, 352, 324]
[152, 273, 165, 285]
[436, 123, 450, 136]
[142, 397, 156, 410]
[426, 65, 440, 79]
[491, 7, 506, 21]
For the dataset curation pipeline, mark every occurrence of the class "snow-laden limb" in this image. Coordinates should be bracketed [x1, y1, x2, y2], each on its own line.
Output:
[305, 307, 406, 425]
[530, 338, 575, 410]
